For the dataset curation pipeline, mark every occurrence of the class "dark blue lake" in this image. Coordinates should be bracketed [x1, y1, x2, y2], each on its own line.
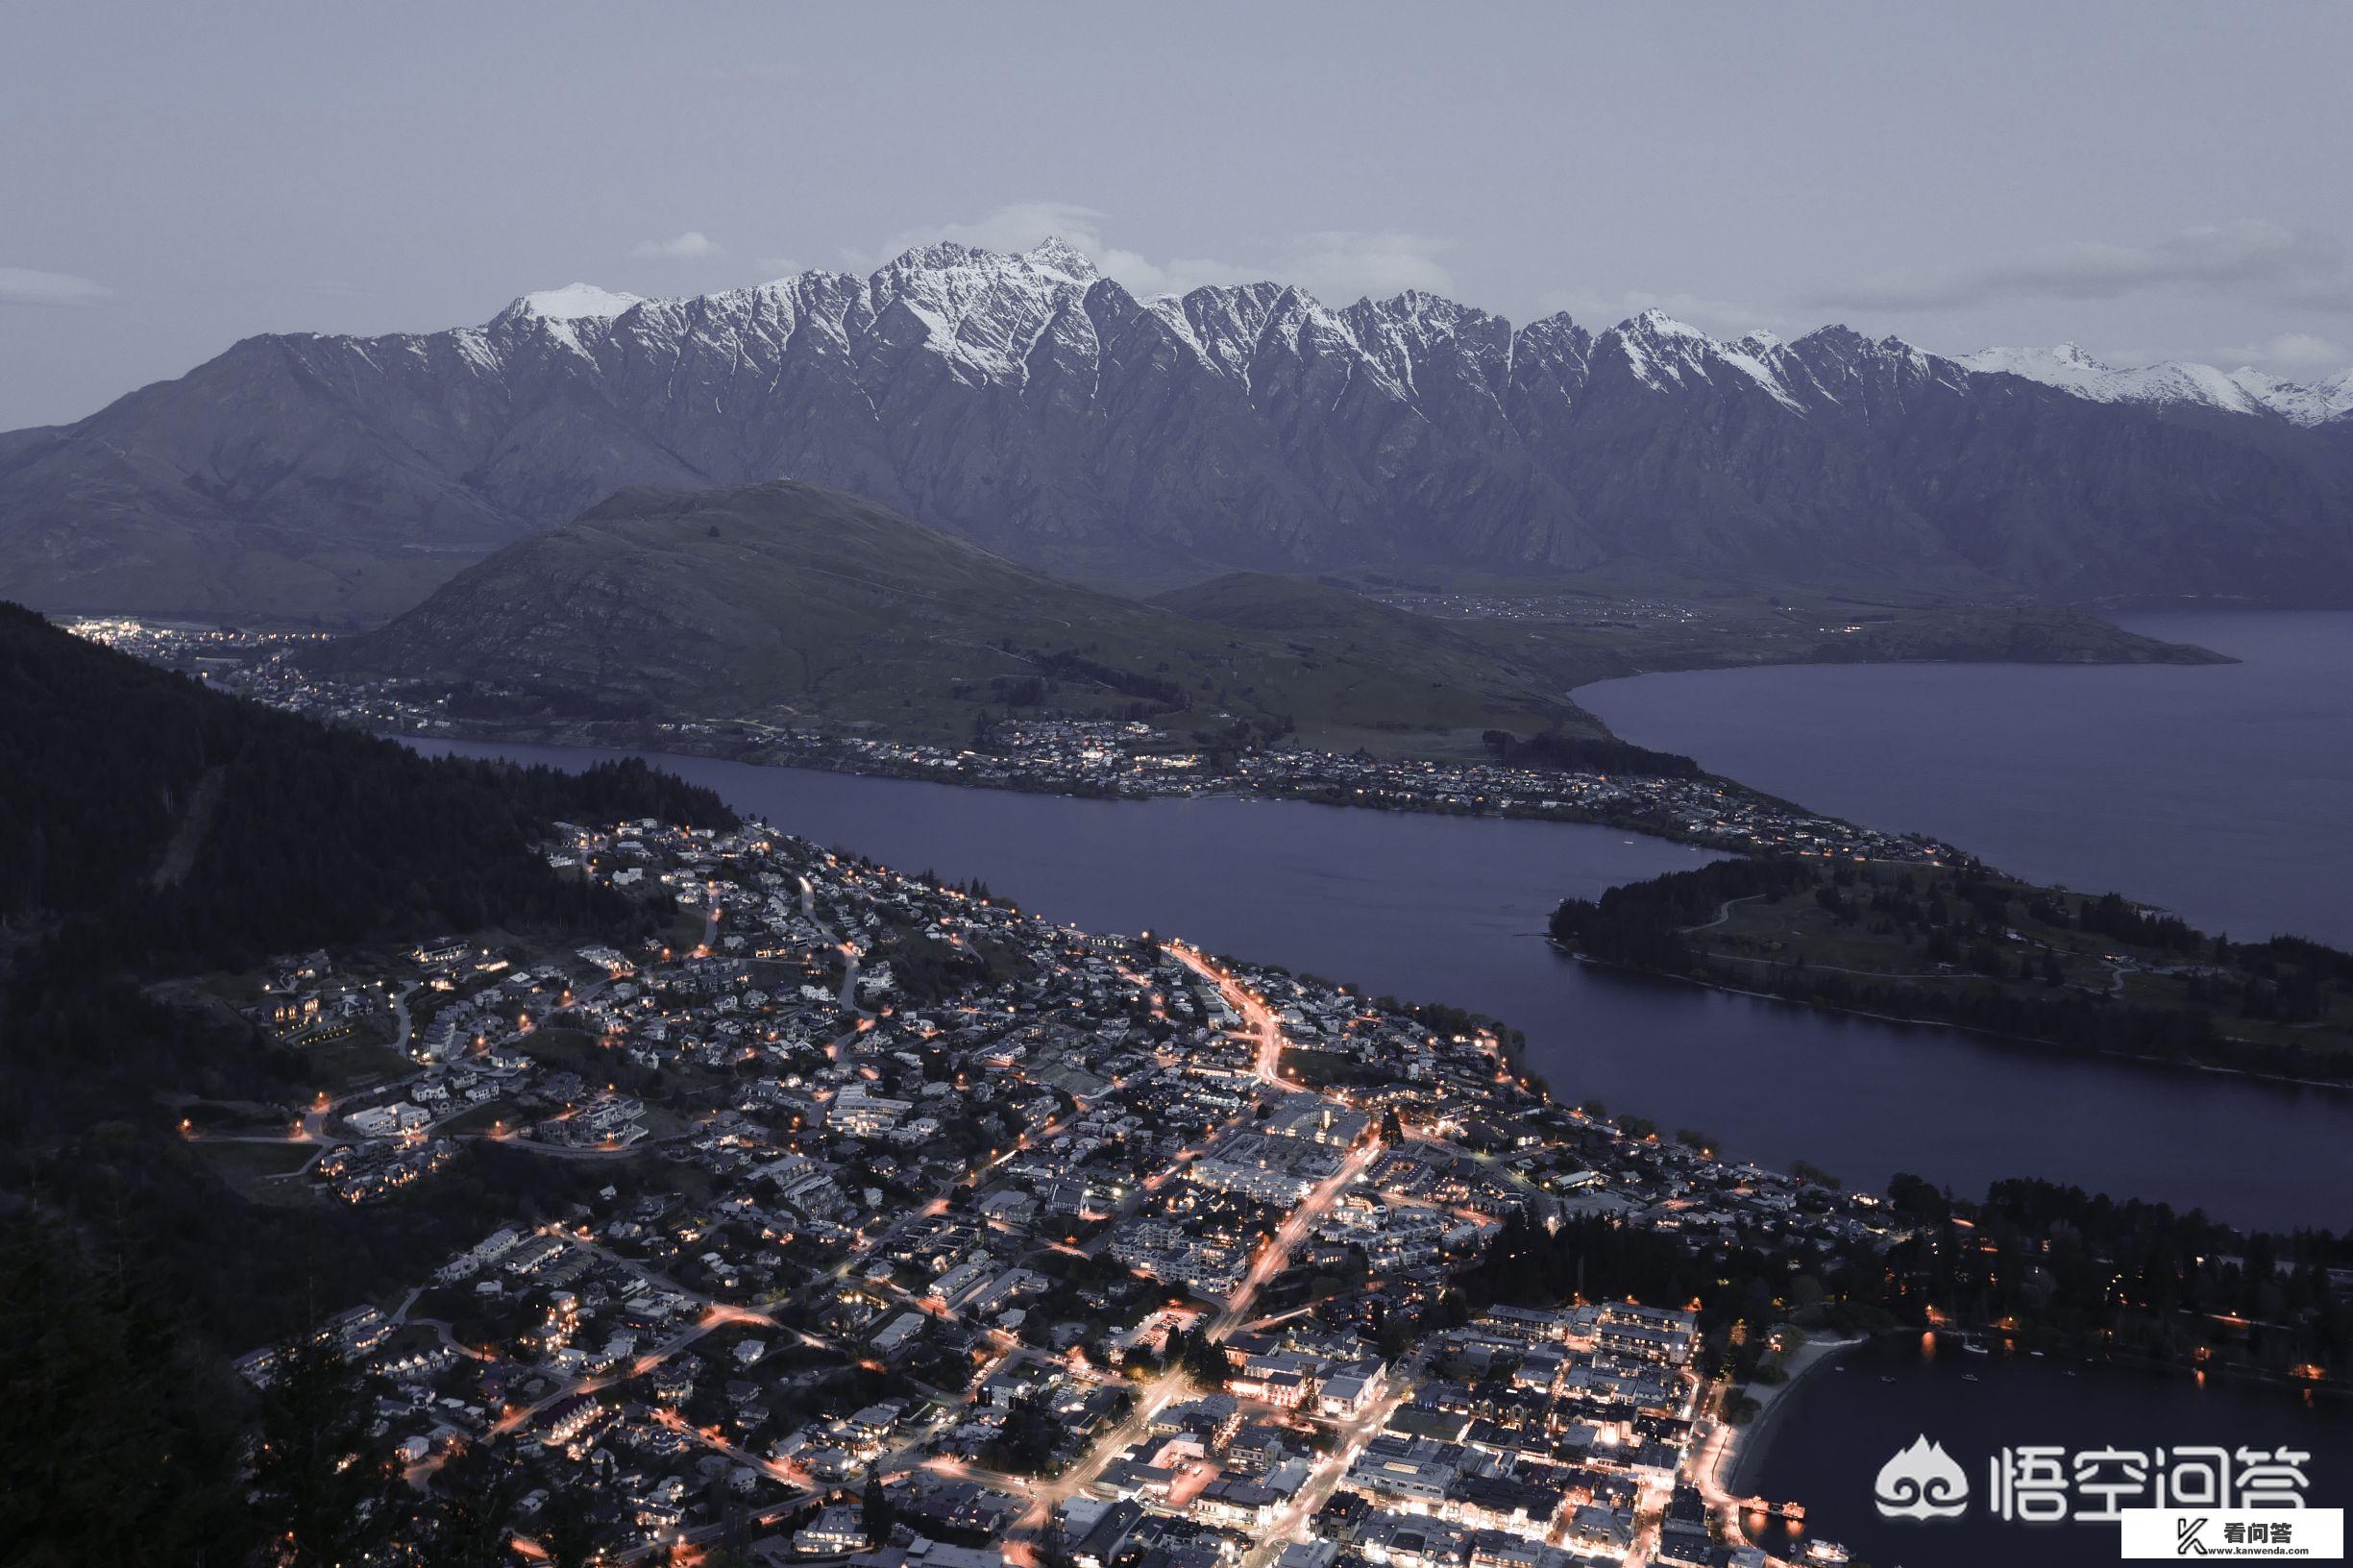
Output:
[1579, 610, 2353, 948]
[1743, 1335, 2350, 1568]
[411, 738, 2353, 1231]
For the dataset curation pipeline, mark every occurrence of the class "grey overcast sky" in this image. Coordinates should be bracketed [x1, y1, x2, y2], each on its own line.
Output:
[4, 0, 2350, 429]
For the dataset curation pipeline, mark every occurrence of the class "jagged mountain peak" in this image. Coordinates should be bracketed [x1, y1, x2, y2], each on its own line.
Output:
[871, 237, 1094, 288]
[1598, 309, 1710, 380]
[1792, 323, 1872, 353]
[1363, 287, 1482, 322]
[9, 235, 2353, 621]
[1596, 307, 1804, 409]
[1618, 306, 1711, 340]
[1021, 234, 1099, 282]
[1963, 341, 2121, 383]
[1788, 323, 1920, 356]
[1515, 310, 1591, 347]
[459, 256, 2349, 433]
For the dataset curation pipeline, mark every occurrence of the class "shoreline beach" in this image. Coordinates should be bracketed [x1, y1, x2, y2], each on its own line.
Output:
[1721, 1332, 1869, 1498]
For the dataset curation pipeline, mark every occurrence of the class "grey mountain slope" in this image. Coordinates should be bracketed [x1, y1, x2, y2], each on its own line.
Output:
[5, 239, 2353, 620]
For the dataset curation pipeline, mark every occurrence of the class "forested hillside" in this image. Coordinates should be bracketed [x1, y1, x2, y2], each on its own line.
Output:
[1547, 855, 2353, 1079]
[0, 600, 733, 1344]
[0, 600, 733, 970]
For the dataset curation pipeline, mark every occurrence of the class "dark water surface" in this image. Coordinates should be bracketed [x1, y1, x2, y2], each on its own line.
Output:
[412, 739, 2353, 1230]
[1745, 1335, 2351, 1568]
[1579, 610, 2353, 948]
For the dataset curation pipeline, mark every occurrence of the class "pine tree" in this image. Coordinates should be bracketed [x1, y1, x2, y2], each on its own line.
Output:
[248, 1337, 397, 1567]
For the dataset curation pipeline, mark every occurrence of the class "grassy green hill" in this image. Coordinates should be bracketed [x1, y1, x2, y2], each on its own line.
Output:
[312, 482, 1595, 752]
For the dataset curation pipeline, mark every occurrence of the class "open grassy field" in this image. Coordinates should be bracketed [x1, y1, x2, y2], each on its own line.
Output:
[191, 1139, 322, 1203]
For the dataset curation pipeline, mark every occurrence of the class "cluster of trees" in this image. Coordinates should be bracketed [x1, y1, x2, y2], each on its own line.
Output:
[0, 602, 735, 973]
[866, 912, 1018, 1007]
[1479, 727, 1703, 779]
[0, 1212, 634, 1567]
[1464, 1213, 1725, 1314]
[1547, 855, 1822, 970]
[1548, 853, 2353, 1079]
[2226, 933, 2351, 1024]
[2074, 890, 2206, 954]
[247, 1337, 644, 1567]
[12, 1201, 947, 1567]
[1881, 1176, 2353, 1377]
[0, 1213, 248, 1565]
[958, 640, 1192, 719]
[1163, 1321, 1237, 1389]
[0, 602, 741, 1358]
[16, 1114, 606, 1350]
[422, 674, 651, 723]
[987, 1390, 1073, 1476]
[1026, 647, 1190, 709]
[1450, 1176, 2353, 1392]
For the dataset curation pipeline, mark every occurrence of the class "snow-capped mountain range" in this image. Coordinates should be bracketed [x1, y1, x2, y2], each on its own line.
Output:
[3, 236, 2351, 619]
[1956, 343, 2353, 426]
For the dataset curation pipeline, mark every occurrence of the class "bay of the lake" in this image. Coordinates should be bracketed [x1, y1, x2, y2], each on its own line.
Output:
[1578, 610, 2353, 948]
[411, 738, 2353, 1230]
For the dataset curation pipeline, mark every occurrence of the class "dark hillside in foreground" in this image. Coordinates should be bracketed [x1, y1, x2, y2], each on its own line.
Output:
[0, 601, 735, 1350]
[0, 600, 733, 971]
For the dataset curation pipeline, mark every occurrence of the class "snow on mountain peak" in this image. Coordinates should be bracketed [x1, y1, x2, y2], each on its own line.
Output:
[1605, 309, 1802, 410]
[1021, 235, 1099, 282]
[877, 238, 1096, 289]
[1960, 343, 2119, 388]
[2228, 365, 2353, 427]
[1606, 310, 1708, 384]
[1624, 307, 1708, 341]
[1956, 341, 2353, 423]
[509, 282, 646, 322]
[466, 248, 2349, 431]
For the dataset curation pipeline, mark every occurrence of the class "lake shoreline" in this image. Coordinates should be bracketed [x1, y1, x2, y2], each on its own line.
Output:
[400, 717, 2353, 1099]
[1723, 1333, 1870, 1498]
[1552, 943, 2353, 1097]
[368, 713, 1901, 861]
[400, 735, 2353, 1229]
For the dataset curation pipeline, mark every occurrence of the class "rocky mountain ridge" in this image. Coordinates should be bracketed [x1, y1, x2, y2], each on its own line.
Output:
[4, 238, 2351, 618]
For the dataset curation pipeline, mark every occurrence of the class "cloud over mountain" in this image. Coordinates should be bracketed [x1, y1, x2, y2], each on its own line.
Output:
[1821, 220, 2353, 313]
